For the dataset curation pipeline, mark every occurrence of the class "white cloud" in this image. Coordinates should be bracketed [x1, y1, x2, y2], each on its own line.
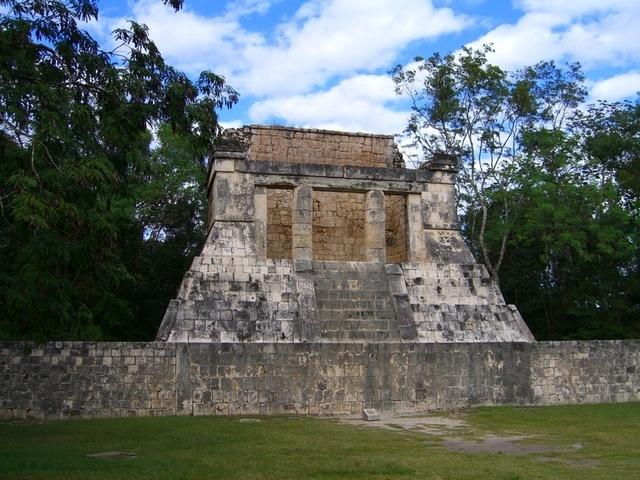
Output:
[237, 0, 470, 96]
[248, 74, 408, 134]
[468, 1, 640, 70]
[128, 1, 263, 76]
[515, 0, 639, 15]
[111, 0, 469, 98]
[85, 0, 263, 76]
[87, 0, 469, 133]
[224, 0, 279, 18]
[590, 71, 640, 102]
[220, 119, 244, 130]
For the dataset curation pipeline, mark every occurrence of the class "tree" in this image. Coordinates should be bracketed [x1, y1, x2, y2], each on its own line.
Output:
[393, 46, 640, 339]
[118, 124, 209, 340]
[461, 98, 639, 340]
[0, 0, 238, 341]
[496, 133, 637, 339]
[391, 46, 586, 280]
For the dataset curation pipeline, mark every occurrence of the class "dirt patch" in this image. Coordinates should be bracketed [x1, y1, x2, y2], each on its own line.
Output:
[340, 414, 580, 457]
[341, 415, 465, 435]
[443, 435, 555, 455]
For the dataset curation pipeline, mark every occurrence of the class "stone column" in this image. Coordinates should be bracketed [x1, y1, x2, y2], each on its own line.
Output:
[292, 185, 313, 271]
[406, 193, 427, 262]
[365, 190, 386, 263]
[421, 153, 474, 263]
[254, 186, 267, 259]
[202, 149, 256, 257]
[421, 153, 458, 231]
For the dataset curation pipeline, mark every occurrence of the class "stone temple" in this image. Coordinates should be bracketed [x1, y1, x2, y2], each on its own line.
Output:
[3, 126, 638, 419]
[157, 125, 534, 344]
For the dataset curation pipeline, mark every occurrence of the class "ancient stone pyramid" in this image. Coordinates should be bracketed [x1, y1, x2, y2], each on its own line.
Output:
[157, 125, 534, 343]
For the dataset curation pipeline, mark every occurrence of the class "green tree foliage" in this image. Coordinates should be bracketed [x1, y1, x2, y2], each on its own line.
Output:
[0, 0, 237, 341]
[489, 112, 640, 339]
[393, 46, 639, 340]
[391, 46, 586, 280]
[118, 124, 209, 340]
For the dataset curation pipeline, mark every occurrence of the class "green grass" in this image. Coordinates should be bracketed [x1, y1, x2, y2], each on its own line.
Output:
[1, 403, 639, 479]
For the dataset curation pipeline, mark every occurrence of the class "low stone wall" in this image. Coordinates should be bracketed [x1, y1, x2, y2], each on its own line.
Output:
[531, 341, 640, 405]
[0, 342, 176, 419]
[1, 341, 639, 419]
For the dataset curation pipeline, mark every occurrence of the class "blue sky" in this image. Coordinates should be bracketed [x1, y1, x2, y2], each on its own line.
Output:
[89, 0, 640, 134]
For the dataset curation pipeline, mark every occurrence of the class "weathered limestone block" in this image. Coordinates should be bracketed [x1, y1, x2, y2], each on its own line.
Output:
[210, 171, 255, 222]
[399, 263, 534, 343]
[406, 194, 427, 262]
[202, 222, 257, 258]
[292, 186, 313, 268]
[312, 191, 366, 262]
[254, 186, 267, 259]
[365, 190, 386, 262]
[421, 184, 457, 230]
[423, 230, 475, 264]
[239, 125, 401, 168]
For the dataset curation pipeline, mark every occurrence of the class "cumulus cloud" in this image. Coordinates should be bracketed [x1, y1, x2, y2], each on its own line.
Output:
[224, 0, 279, 18]
[236, 0, 470, 96]
[468, 1, 640, 69]
[124, 1, 263, 76]
[85, 0, 470, 132]
[249, 74, 409, 133]
[103, 0, 469, 97]
[590, 71, 640, 102]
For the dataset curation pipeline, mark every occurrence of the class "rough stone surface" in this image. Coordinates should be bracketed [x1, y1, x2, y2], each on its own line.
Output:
[1, 341, 639, 419]
[362, 408, 380, 421]
[229, 125, 403, 168]
[0, 342, 175, 419]
[531, 341, 640, 405]
[266, 188, 292, 259]
[313, 191, 365, 261]
[384, 194, 407, 263]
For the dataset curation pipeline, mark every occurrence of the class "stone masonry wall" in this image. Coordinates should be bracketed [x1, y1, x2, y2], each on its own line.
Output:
[384, 194, 407, 263]
[246, 126, 400, 168]
[266, 188, 292, 259]
[0, 342, 176, 420]
[2, 341, 639, 419]
[396, 263, 533, 343]
[312, 191, 365, 261]
[531, 341, 640, 405]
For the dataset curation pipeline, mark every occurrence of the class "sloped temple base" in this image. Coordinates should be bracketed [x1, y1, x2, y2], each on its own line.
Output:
[158, 126, 534, 344]
[157, 255, 533, 343]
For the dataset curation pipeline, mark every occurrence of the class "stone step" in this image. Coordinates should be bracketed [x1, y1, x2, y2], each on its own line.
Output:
[317, 298, 391, 307]
[314, 279, 389, 289]
[312, 261, 385, 272]
[321, 330, 395, 341]
[311, 265, 401, 341]
[322, 320, 391, 331]
[318, 309, 395, 320]
[316, 289, 378, 298]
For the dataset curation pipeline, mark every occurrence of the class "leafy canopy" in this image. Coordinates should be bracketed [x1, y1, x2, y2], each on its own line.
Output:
[0, 0, 238, 341]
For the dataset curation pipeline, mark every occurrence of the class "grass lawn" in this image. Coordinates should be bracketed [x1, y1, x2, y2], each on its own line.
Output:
[1, 403, 639, 479]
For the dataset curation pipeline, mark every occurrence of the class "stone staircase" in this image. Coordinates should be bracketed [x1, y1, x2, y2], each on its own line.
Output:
[312, 261, 401, 342]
